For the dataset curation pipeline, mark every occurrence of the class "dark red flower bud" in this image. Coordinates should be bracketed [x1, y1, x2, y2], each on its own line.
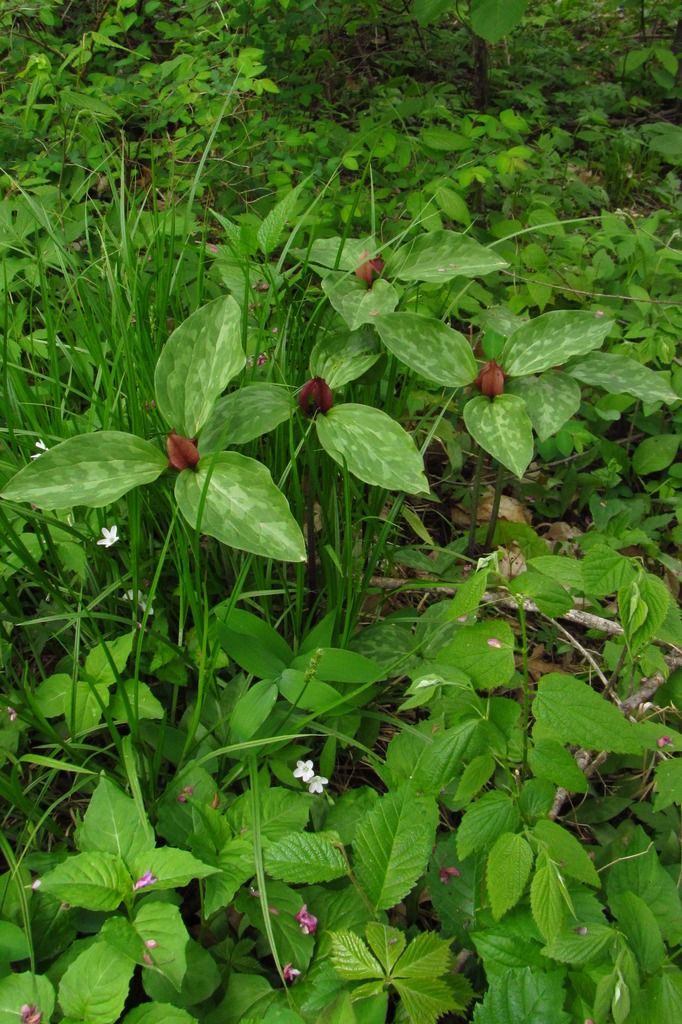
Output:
[297, 377, 333, 416]
[355, 250, 384, 288]
[167, 431, 200, 471]
[476, 360, 506, 398]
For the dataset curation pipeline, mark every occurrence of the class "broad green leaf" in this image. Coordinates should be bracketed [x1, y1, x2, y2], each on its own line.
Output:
[76, 776, 154, 864]
[632, 435, 680, 475]
[99, 917, 145, 963]
[388, 230, 507, 282]
[464, 395, 534, 478]
[581, 544, 635, 596]
[230, 680, 278, 741]
[329, 930, 383, 980]
[291, 647, 382, 684]
[472, 966, 570, 1024]
[0, 921, 29, 962]
[198, 385, 293, 454]
[453, 754, 496, 807]
[134, 902, 189, 993]
[264, 831, 348, 884]
[501, 310, 612, 378]
[235, 880, 314, 971]
[528, 740, 589, 793]
[384, 719, 483, 795]
[530, 858, 565, 941]
[174, 451, 306, 562]
[214, 605, 293, 674]
[509, 570, 573, 618]
[607, 828, 682, 944]
[610, 892, 665, 974]
[435, 620, 515, 690]
[471, 0, 527, 43]
[142, 939, 220, 1011]
[227, 786, 310, 843]
[486, 832, 533, 920]
[411, 0, 456, 29]
[278, 668, 341, 711]
[41, 852, 130, 910]
[306, 236, 376, 272]
[393, 931, 452, 979]
[374, 312, 477, 387]
[353, 787, 438, 910]
[541, 923, 613, 965]
[532, 819, 599, 886]
[533, 673, 645, 753]
[316, 405, 427, 494]
[69, 680, 111, 735]
[84, 633, 134, 686]
[129, 848, 218, 891]
[204, 836, 254, 917]
[123, 1005, 198, 1024]
[506, 372, 581, 441]
[110, 680, 164, 723]
[567, 351, 678, 404]
[365, 923, 406, 974]
[618, 571, 671, 652]
[322, 276, 399, 331]
[457, 792, 520, 861]
[59, 941, 135, 1024]
[393, 977, 460, 1024]
[257, 185, 301, 255]
[528, 555, 584, 591]
[640, 966, 682, 1022]
[654, 758, 682, 811]
[309, 326, 381, 388]
[0, 972, 55, 1024]
[0, 432, 166, 509]
[154, 295, 245, 437]
[447, 568, 489, 618]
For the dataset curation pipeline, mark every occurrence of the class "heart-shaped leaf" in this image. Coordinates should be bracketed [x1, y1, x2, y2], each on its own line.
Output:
[506, 371, 581, 441]
[464, 395, 534, 477]
[322, 275, 399, 331]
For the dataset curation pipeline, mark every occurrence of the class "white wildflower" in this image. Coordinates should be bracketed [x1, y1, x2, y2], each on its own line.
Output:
[97, 525, 119, 548]
[124, 589, 154, 615]
[30, 440, 49, 460]
[293, 759, 315, 783]
[308, 775, 328, 795]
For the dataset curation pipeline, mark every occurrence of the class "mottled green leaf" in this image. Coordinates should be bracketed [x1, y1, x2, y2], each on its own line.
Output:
[501, 310, 612, 377]
[322, 275, 399, 331]
[464, 395, 534, 477]
[309, 326, 381, 388]
[389, 230, 507, 282]
[154, 295, 245, 437]
[1, 432, 166, 509]
[374, 312, 477, 386]
[174, 452, 305, 561]
[306, 236, 376, 272]
[316, 404, 427, 494]
[506, 372, 581, 441]
[199, 385, 293, 453]
[567, 351, 678, 404]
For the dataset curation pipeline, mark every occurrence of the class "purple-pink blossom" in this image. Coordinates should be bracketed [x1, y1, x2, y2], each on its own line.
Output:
[657, 736, 672, 748]
[176, 785, 194, 803]
[21, 1007, 41, 1024]
[132, 870, 158, 892]
[283, 963, 301, 983]
[295, 904, 318, 935]
[439, 865, 461, 884]
[487, 637, 502, 649]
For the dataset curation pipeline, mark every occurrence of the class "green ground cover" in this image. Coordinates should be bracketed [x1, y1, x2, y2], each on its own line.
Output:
[1, 1, 681, 1021]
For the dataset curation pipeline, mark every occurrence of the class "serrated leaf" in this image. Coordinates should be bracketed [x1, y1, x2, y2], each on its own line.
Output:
[41, 852, 130, 911]
[654, 758, 682, 811]
[471, 0, 527, 43]
[393, 931, 453, 979]
[581, 544, 635, 596]
[501, 310, 612, 378]
[322, 276, 399, 331]
[374, 312, 477, 387]
[453, 754, 496, 806]
[457, 792, 520, 861]
[316, 404, 427, 494]
[506, 372, 581, 441]
[174, 451, 306, 561]
[567, 351, 678, 404]
[528, 740, 589, 793]
[618, 571, 671, 653]
[0, 972, 55, 1024]
[1, 432, 166, 509]
[533, 672, 645, 753]
[264, 831, 347, 883]
[353, 787, 438, 910]
[76, 775, 154, 864]
[532, 819, 599, 886]
[541, 923, 613, 965]
[134, 902, 189, 993]
[198, 384, 293, 453]
[610, 892, 665, 974]
[365, 923, 406, 974]
[393, 976, 460, 1024]
[227, 787, 310, 842]
[257, 185, 301, 255]
[528, 556, 584, 591]
[510, 570, 573, 618]
[59, 941, 135, 1024]
[472, 966, 570, 1024]
[436, 620, 515, 690]
[388, 230, 507, 283]
[329, 930, 383, 980]
[309, 326, 381, 389]
[530, 860, 566, 941]
[464, 395, 534, 478]
[154, 295, 245, 437]
[486, 832, 534, 920]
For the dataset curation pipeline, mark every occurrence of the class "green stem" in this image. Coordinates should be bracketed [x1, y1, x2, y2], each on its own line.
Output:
[518, 600, 531, 777]
[467, 445, 485, 558]
[484, 459, 505, 550]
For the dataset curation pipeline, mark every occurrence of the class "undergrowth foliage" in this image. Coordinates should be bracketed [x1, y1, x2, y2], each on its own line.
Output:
[1, 2, 681, 1022]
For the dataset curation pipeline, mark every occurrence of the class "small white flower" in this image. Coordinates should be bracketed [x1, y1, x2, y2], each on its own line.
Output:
[308, 775, 328, 795]
[124, 589, 154, 615]
[293, 759, 315, 783]
[30, 439, 49, 460]
[97, 525, 119, 548]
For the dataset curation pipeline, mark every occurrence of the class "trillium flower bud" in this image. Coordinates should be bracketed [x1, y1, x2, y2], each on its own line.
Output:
[355, 250, 384, 288]
[167, 430, 200, 471]
[476, 360, 506, 398]
[297, 377, 333, 416]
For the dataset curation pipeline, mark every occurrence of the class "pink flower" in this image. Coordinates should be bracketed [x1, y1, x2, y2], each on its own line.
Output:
[487, 637, 502, 649]
[144, 938, 158, 949]
[295, 904, 318, 935]
[21, 1007, 41, 1024]
[283, 963, 301, 983]
[657, 736, 672, 748]
[176, 785, 194, 804]
[439, 865, 461, 884]
[132, 870, 158, 892]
